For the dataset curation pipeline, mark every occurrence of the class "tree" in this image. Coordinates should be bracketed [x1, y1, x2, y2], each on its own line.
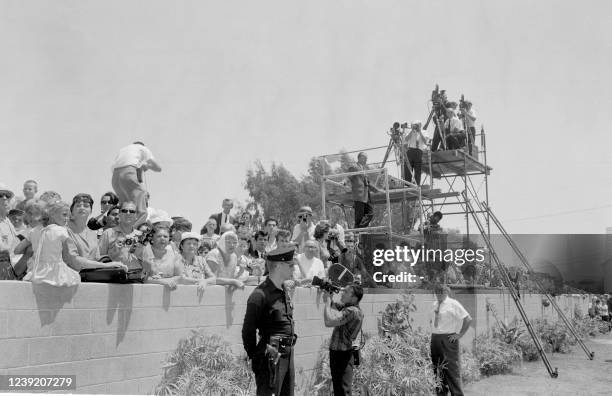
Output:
[244, 161, 306, 230]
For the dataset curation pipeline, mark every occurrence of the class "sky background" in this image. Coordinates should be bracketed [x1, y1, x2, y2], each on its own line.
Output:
[1, 0, 611, 234]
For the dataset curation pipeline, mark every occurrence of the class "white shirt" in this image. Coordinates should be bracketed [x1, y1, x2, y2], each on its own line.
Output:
[221, 213, 231, 224]
[403, 130, 429, 150]
[291, 223, 316, 252]
[294, 253, 325, 280]
[444, 116, 464, 134]
[431, 297, 469, 334]
[111, 144, 154, 170]
[463, 109, 476, 128]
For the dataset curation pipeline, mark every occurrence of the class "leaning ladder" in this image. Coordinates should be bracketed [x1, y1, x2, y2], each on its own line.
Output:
[463, 195, 559, 378]
[483, 202, 595, 361]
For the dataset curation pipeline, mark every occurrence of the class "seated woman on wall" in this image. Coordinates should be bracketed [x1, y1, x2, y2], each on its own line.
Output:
[205, 231, 247, 290]
[176, 232, 216, 291]
[24, 202, 126, 287]
[141, 225, 182, 289]
[98, 201, 144, 271]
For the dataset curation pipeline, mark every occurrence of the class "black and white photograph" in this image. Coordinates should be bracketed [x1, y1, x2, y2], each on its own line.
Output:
[1, 1, 612, 395]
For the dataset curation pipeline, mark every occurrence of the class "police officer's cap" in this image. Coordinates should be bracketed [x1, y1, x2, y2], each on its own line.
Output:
[266, 246, 295, 263]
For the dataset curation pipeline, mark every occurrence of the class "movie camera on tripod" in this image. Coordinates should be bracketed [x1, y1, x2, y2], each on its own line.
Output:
[423, 84, 449, 130]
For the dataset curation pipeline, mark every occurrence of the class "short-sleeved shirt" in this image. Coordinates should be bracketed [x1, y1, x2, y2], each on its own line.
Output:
[294, 253, 325, 280]
[66, 221, 99, 260]
[242, 277, 294, 359]
[431, 297, 470, 334]
[329, 305, 364, 351]
[0, 217, 20, 263]
[445, 116, 464, 135]
[180, 255, 214, 279]
[143, 245, 179, 278]
[111, 144, 154, 170]
[98, 226, 142, 270]
[206, 248, 241, 279]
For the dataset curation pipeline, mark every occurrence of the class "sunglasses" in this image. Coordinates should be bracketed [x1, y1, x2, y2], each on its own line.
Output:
[0, 192, 12, 199]
[120, 209, 137, 214]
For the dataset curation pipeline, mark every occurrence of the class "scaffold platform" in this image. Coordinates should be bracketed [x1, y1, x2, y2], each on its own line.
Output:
[423, 149, 492, 178]
[326, 187, 459, 207]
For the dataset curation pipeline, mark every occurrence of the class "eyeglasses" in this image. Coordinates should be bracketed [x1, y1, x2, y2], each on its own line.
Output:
[0, 193, 12, 199]
[120, 209, 137, 214]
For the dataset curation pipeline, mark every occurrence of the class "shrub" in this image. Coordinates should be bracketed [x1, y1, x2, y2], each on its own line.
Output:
[473, 333, 522, 376]
[533, 319, 573, 354]
[460, 346, 481, 384]
[155, 331, 254, 396]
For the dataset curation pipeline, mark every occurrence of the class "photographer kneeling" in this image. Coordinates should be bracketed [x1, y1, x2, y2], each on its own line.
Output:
[322, 283, 364, 396]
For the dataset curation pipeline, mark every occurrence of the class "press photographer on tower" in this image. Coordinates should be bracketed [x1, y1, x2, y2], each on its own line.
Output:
[322, 283, 364, 396]
[458, 97, 477, 156]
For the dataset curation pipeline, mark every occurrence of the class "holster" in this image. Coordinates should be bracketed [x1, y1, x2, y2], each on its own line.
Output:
[266, 334, 295, 389]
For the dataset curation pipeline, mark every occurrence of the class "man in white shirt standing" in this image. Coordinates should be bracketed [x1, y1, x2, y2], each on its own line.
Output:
[402, 120, 429, 186]
[294, 239, 325, 285]
[430, 284, 472, 396]
[459, 100, 477, 156]
[111, 142, 162, 224]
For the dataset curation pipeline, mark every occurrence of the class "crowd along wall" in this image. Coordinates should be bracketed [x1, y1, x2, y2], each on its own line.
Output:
[0, 281, 589, 395]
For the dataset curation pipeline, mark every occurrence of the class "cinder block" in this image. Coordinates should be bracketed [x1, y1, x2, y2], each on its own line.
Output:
[0, 338, 29, 368]
[120, 352, 166, 380]
[7, 310, 52, 338]
[77, 383, 108, 393]
[137, 284, 167, 307]
[195, 285, 232, 306]
[72, 283, 112, 309]
[107, 378, 141, 395]
[184, 306, 230, 328]
[127, 307, 186, 331]
[28, 336, 74, 366]
[295, 320, 326, 338]
[69, 334, 108, 361]
[49, 309, 93, 336]
[3, 282, 38, 309]
[86, 357, 126, 385]
[29, 283, 76, 311]
[91, 308, 123, 334]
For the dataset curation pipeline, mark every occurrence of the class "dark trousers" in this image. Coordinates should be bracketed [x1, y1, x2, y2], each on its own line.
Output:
[446, 132, 466, 150]
[354, 201, 373, 228]
[431, 334, 463, 396]
[403, 148, 423, 185]
[252, 349, 294, 396]
[330, 349, 354, 396]
[466, 126, 476, 156]
[431, 126, 443, 152]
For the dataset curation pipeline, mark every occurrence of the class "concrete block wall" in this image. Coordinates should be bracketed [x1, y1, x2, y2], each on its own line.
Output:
[0, 281, 589, 394]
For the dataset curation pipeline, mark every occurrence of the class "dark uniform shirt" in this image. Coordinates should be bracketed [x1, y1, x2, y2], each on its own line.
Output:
[242, 277, 294, 359]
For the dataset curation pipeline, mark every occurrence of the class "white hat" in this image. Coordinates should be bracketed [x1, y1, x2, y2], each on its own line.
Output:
[148, 209, 173, 226]
[0, 183, 14, 198]
[180, 232, 201, 244]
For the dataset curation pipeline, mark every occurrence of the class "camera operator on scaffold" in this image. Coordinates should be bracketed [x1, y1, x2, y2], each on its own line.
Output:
[322, 282, 364, 396]
[458, 97, 477, 156]
[401, 120, 429, 186]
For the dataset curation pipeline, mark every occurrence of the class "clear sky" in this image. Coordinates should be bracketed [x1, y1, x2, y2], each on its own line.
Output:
[1, 0, 611, 234]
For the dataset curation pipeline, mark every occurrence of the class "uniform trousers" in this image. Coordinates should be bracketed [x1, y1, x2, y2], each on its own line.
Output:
[252, 346, 294, 396]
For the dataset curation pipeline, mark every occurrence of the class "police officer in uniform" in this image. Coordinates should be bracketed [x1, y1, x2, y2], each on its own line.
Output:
[242, 247, 297, 396]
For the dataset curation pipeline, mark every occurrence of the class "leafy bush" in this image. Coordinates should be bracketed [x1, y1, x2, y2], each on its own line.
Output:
[533, 319, 574, 354]
[572, 316, 610, 337]
[155, 331, 254, 396]
[460, 346, 481, 384]
[473, 333, 522, 376]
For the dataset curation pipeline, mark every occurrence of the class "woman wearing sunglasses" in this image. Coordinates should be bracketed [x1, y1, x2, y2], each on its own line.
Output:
[98, 201, 144, 270]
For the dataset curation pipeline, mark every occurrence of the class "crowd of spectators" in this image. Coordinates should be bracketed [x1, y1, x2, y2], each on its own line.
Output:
[0, 180, 367, 291]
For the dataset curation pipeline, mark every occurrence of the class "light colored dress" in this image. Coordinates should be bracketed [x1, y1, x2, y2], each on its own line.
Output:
[24, 225, 81, 286]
